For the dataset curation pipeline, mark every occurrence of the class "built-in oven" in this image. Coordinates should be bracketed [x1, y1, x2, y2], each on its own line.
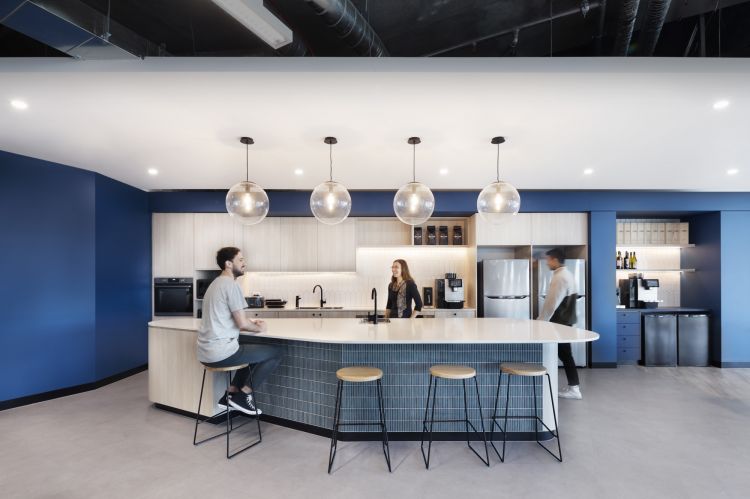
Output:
[154, 278, 194, 316]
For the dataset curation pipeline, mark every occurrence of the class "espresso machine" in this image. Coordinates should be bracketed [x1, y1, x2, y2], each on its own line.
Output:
[619, 274, 660, 308]
[436, 273, 465, 309]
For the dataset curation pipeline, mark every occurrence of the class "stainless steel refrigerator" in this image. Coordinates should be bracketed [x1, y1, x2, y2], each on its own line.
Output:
[538, 259, 587, 367]
[482, 259, 530, 319]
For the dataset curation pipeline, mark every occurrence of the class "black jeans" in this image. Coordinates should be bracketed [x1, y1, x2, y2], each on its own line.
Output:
[558, 343, 580, 386]
[203, 337, 283, 390]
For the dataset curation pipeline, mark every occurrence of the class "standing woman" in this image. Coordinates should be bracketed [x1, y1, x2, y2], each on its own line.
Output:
[385, 259, 423, 319]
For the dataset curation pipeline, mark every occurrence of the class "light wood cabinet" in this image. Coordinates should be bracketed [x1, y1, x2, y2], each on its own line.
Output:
[193, 213, 240, 270]
[473, 213, 533, 246]
[317, 219, 356, 271]
[241, 218, 281, 272]
[531, 213, 588, 245]
[245, 310, 279, 318]
[152, 213, 194, 277]
[433, 309, 476, 318]
[279, 218, 318, 271]
[356, 219, 410, 247]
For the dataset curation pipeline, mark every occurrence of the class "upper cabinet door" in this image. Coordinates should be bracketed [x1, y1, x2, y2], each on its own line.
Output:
[193, 213, 241, 270]
[355, 219, 410, 247]
[474, 213, 532, 246]
[152, 213, 194, 277]
[531, 213, 588, 245]
[242, 218, 281, 272]
[279, 218, 318, 271]
[317, 218, 356, 271]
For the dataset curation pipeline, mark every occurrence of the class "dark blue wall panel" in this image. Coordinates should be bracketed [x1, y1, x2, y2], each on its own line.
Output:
[682, 213, 722, 364]
[149, 189, 750, 215]
[589, 212, 618, 365]
[720, 211, 750, 364]
[94, 175, 151, 380]
[0, 151, 96, 400]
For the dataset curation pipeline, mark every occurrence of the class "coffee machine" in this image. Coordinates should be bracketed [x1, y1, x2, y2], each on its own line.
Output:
[436, 273, 465, 309]
[619, 274, 660, 308]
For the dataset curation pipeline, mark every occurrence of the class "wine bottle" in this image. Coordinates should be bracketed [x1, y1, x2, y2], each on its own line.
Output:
[623, 251, 629, 269]
[632, 252, 637, 269]
[616, 251, 622, 269]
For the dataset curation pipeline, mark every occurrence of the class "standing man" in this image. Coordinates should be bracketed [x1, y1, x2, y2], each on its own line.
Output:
[537, 248, 582, 400]
[197, 247, 282, 415]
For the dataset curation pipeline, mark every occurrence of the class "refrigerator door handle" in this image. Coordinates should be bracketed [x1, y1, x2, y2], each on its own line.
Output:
[486, 296, 501, 299]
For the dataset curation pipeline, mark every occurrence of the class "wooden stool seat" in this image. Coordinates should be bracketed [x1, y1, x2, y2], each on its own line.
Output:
[336, 367, 383, 383]
[500, 363, 547, 377]
[205, 364, 249, 373]
[429, 364, 476, 380]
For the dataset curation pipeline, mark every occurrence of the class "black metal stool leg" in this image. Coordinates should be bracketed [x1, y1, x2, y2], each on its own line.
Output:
[376, 379, 392, 472]
[193, 368, 207, 445]
[532, 376, 540, 445]
[328, 380, 344, 474]
[473, 376, 490, 466]
[249, 371, 262, 444]
[501, 373, 511, 461]
[225, 372, 231, 458]
[420, 375, 438, 469]
[534, 373, 563, 462]
[489, 373, 506, 462]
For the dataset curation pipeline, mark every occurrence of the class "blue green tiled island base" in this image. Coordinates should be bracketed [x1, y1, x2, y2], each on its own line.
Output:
[148, 317, 598, 441]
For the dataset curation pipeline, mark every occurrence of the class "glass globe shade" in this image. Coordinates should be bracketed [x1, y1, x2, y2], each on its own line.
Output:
[310, 181, 352, 225]
[393, 182, 435, 226]
[226, 181, 270, 226]
[477, 181, 521, 223]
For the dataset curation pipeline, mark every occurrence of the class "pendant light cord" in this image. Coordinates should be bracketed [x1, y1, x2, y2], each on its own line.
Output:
[245, 142, 249, 182]
[329, 141, 333, 182]
[496, 142, 500, 182]
[412, 142, 416, 183]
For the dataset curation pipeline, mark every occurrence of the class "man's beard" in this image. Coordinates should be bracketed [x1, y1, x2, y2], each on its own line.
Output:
[232, 267, 244, 278]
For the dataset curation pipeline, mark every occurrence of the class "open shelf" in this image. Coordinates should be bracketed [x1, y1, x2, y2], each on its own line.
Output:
[616, 268, 695, 273]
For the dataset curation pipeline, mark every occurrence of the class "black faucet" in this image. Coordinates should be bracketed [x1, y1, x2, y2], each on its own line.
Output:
[371, 288, 378, 324]
[313, 284, 326, 308]
[295, 295, 301, 309]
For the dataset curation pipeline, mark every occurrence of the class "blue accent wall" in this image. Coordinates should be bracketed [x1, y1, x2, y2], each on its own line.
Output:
[720, 211, 750, 365]
[94, 175, 151, 380]
[0, 150, 150, 402]
[589, 212, 617, 365]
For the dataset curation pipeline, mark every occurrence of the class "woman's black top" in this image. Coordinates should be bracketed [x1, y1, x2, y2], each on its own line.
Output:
[386, 279, 423, 318]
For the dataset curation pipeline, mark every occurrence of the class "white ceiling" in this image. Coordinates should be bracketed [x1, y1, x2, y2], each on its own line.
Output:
[1, 57, 749, 192]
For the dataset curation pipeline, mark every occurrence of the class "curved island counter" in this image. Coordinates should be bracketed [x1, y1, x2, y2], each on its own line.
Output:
[149, 317, 598, 440]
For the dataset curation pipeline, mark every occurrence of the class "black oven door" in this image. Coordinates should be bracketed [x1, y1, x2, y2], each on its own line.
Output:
[154, 280, 193, 316]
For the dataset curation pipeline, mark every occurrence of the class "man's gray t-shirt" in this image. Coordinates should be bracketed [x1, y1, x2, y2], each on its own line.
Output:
[197, 276, 246, 363]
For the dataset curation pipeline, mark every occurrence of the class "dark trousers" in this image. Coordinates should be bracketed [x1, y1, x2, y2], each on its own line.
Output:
[558, 343, 580, 386]
[204, 337, 283, 390]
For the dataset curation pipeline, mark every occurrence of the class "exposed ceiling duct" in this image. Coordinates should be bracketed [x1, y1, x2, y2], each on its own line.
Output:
[0, 0, 165, 59]
[303, 0, 389, 56]
[637, 0, 673, 56]
[613, 0, 641, 56]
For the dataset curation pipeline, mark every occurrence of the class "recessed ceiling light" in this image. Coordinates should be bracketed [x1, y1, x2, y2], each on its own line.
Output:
[147, 168, 159, 176]
[439, 168, 449, 175]
[727, 168, 739, 176]
[583, 168, 594, 175]
[10, 99, 28, 110]
[713, 100, 730, 110]
[294, 168, 304, 176]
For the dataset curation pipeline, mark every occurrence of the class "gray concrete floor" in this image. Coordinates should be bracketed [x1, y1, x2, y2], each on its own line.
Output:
[1, 366, 749, 499]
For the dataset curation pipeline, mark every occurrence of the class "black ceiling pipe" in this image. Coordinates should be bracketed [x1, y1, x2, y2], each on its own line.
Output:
[613, 0, 641, 56]
[304, 0, 389, 56]
[637, 0, 672, 56]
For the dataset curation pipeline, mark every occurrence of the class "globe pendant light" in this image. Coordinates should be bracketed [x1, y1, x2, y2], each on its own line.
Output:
[310, 137, 352, 225]
[393, 137, 435, 226]
[477, 136, 521, 223]
[226, 137, 270, 225]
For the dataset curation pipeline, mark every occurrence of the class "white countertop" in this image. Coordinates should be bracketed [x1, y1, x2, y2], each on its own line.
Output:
[149, 317, 599, 345]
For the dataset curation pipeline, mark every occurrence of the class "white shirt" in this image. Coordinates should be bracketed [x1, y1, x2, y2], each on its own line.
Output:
[537, 266, 576, 322]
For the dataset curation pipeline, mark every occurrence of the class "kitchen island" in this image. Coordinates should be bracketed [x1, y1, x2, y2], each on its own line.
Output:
[149, 317, 598, 440]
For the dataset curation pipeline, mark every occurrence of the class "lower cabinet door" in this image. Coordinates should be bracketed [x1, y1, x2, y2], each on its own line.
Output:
[617, 346, 641, 363]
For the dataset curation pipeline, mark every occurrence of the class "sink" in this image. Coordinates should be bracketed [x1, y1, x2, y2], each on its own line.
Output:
[297, 306, 344, 310]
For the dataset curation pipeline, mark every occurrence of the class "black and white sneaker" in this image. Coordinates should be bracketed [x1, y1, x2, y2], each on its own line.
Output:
[217, 392, 232, 410]
[228, 391, 262, 416]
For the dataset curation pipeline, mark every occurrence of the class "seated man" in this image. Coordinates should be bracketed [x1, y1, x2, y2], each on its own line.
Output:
[197, 246, 282, 415]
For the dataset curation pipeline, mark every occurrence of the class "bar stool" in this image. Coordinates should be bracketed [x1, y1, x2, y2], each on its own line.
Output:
[421, 365, 489, 469]
[488, 363, 561, 463]
[192, 363, 262, 459]
[328, 366, 391, 474]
